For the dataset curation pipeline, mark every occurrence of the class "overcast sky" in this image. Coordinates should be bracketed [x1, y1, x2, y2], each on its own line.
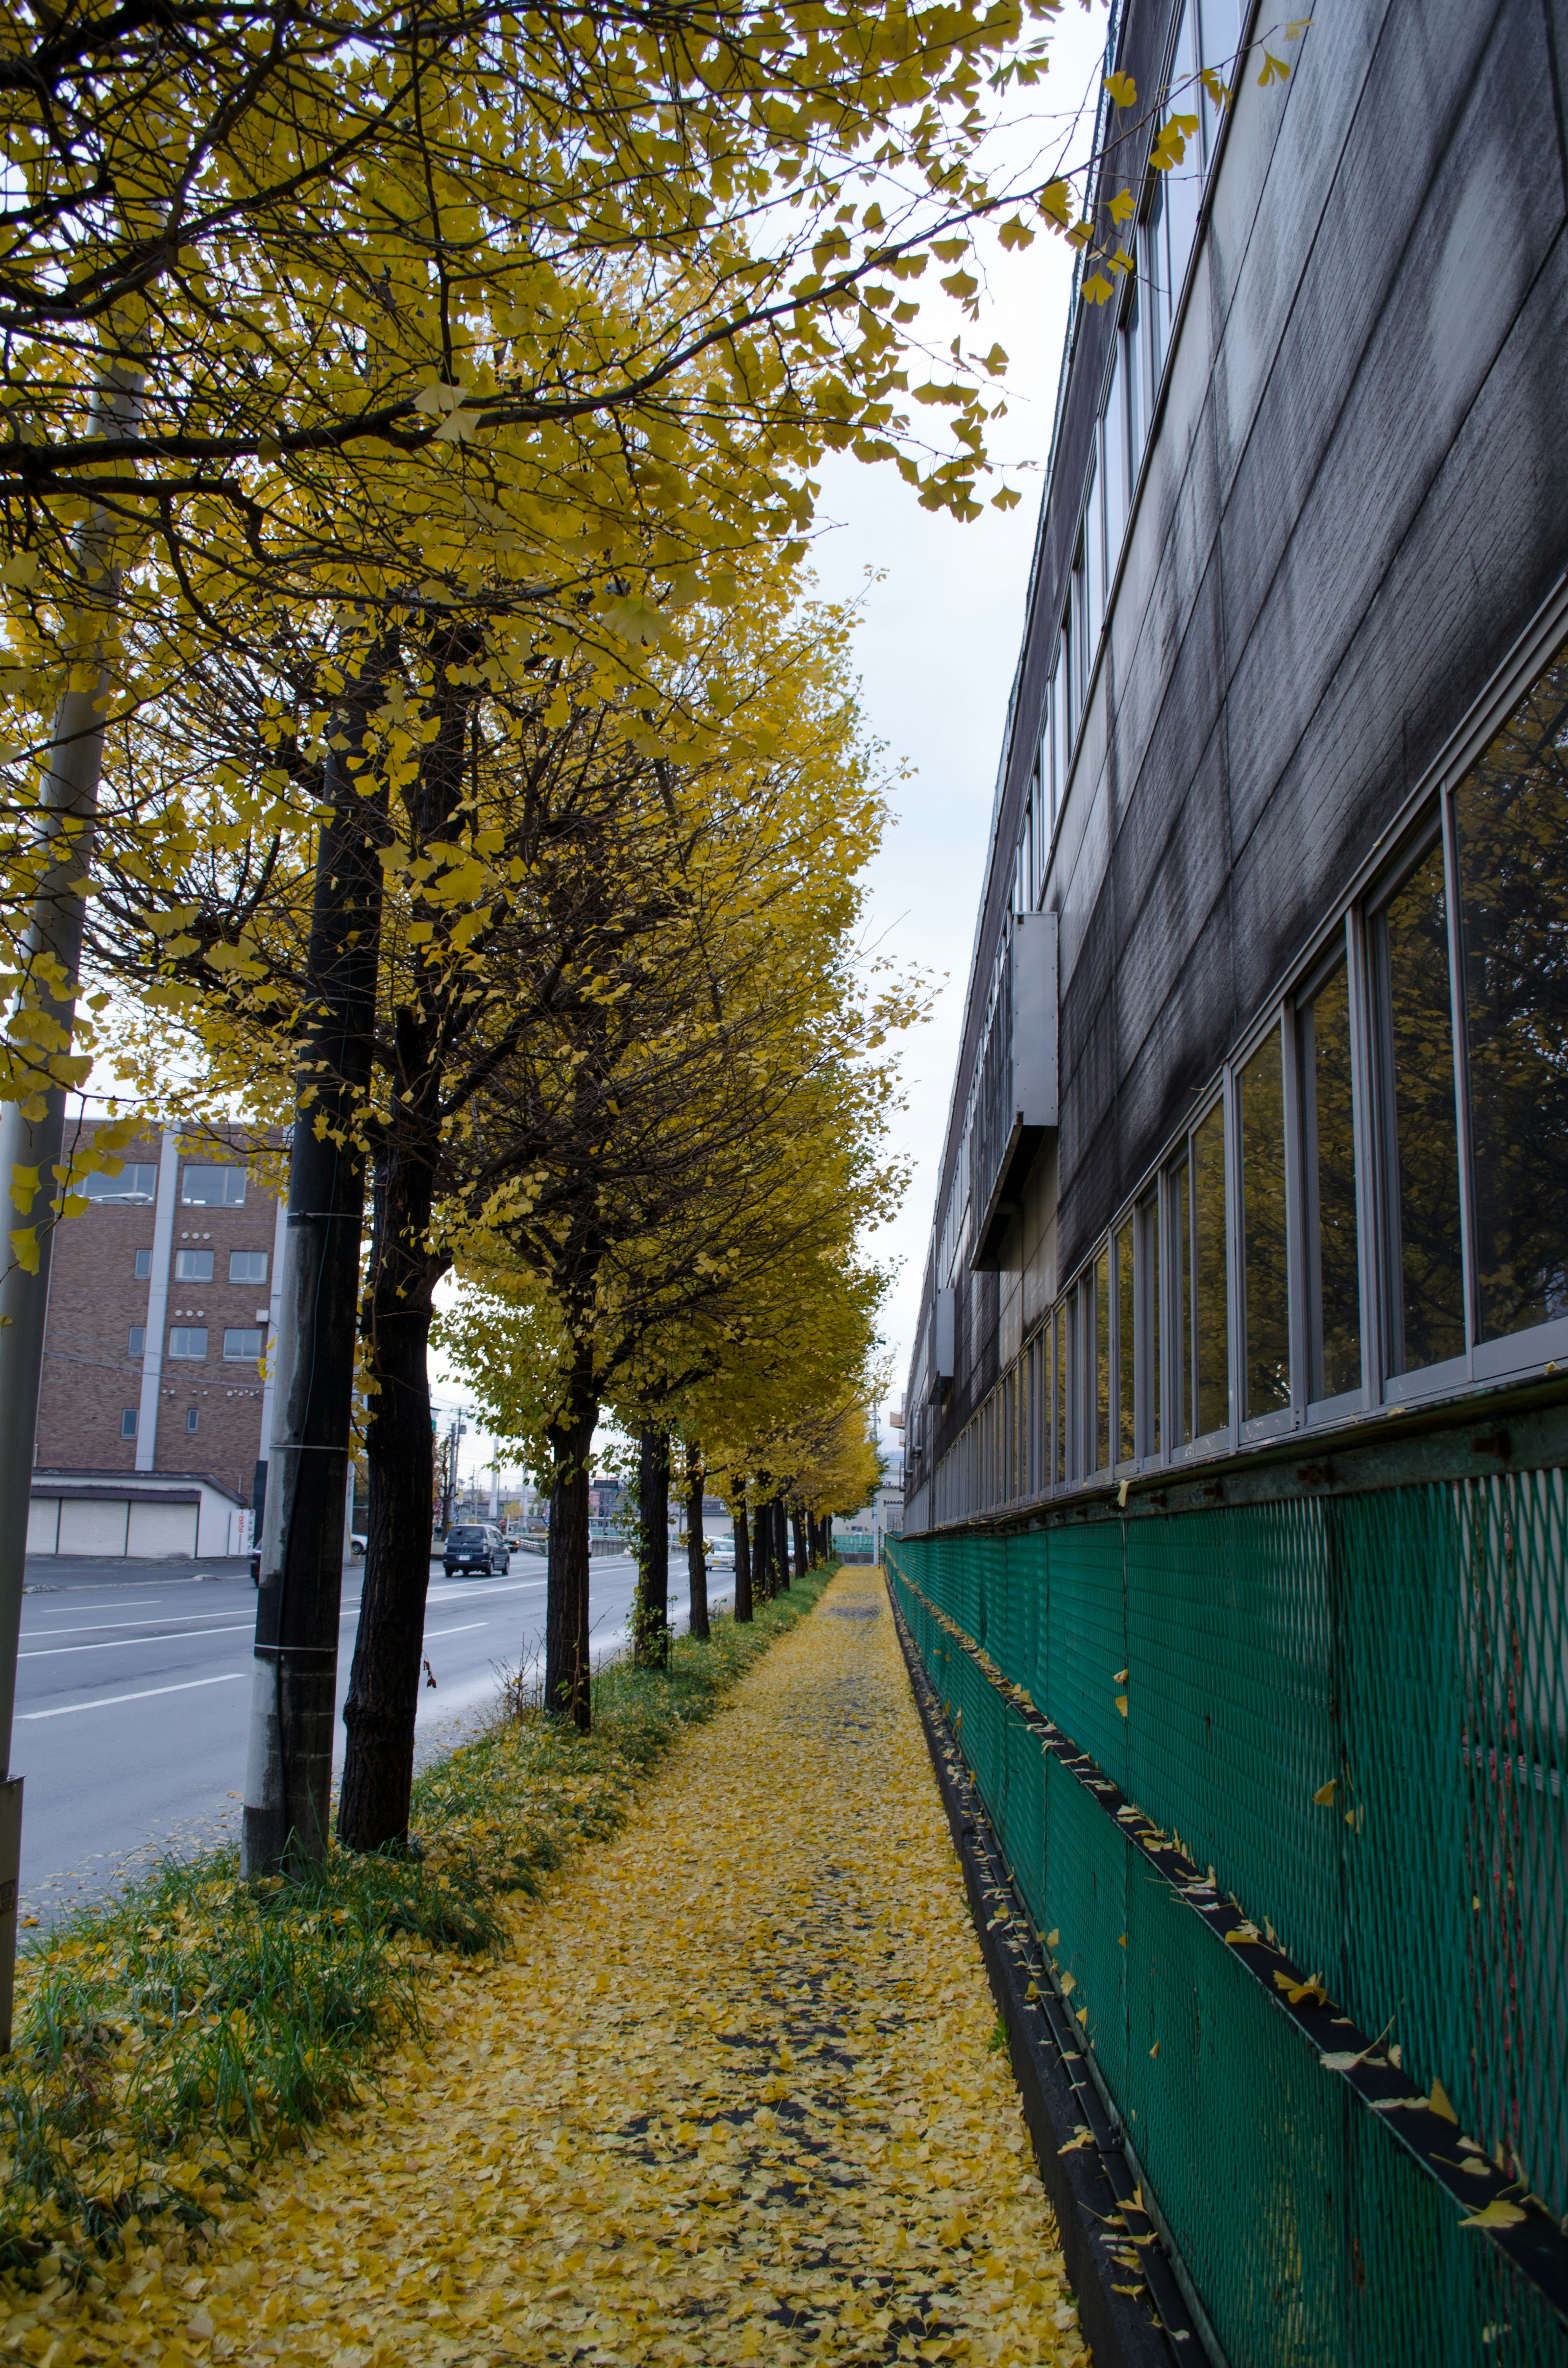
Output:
[809, 1, 1113, 1467]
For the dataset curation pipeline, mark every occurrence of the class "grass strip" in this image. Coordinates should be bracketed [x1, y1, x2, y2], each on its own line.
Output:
[0, 1564, 835, 2289]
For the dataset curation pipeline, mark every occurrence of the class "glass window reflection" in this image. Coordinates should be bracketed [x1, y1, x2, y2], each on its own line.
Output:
[1453, 638, 1568, 1342]
[1300, 961, 1362, 1399]
[1374, 841, 1466, 1374]
[1240, 1026, 1290, 1419]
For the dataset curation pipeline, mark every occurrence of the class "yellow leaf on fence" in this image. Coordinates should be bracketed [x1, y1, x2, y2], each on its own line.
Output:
[1460, 2199, 1526, 2230]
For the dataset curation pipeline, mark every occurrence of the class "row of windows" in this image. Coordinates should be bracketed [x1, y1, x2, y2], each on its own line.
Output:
[80, 1160, 250, 1208]
[165, 1326, 266, 1364]
[129, 1246, 267, 1283]
[1038, 624, 1568, 1488]
[121, 1406, 202, 1439]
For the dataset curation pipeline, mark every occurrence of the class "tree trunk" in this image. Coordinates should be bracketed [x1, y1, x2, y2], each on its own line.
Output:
[338, 1116, 443, 1852]
[752, 1494, 771, 1603]
[634, 1422, 670, 1668]
[685, 1443, 709, 1642]
[792, 1505, 807, 1581]
[545, 1376, 597, 1726]
[775, 1497, 791, 1591]
[243, 675, 385, 1879]
[732, 1478, 753, 1623]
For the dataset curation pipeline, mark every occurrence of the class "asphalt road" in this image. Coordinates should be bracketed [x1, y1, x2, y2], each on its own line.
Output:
[16, 1546, 732, 1927]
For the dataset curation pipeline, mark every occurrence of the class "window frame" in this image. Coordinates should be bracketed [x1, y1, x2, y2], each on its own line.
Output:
[168, 1325, 208, 1361]
[179, 1162, 247, 1208]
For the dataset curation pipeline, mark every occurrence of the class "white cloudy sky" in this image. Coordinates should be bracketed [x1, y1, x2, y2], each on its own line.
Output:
[809, 1, 1113, 1463]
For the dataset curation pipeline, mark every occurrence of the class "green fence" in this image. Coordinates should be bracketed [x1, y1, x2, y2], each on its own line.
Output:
[887, 1467, 1568, 2367]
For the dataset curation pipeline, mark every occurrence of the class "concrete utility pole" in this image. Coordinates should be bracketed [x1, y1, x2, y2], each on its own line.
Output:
[241, 667, 385, 1878]
[0, 361, 141, 2048]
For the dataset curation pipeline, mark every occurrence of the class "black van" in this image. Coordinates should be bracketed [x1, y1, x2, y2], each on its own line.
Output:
[443, 1524, 510, 1577]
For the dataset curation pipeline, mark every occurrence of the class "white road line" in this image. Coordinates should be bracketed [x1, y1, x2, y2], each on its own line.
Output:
[19, 1673, 247, 1721]
[423, 1622, 488, 1640]
[20, 1603, 174, 1633]
[20, 1622, 256, 1659]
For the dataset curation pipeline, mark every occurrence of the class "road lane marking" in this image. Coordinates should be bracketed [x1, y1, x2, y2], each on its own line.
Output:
[20, 1622, 256, 1659]
[19, 1673, 247, 1720]
[22, 1605, 255, 1639]
[423, 1622, 488, 1640]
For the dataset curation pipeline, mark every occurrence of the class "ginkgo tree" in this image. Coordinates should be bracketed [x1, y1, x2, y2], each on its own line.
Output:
[94, 543, 908, 1824]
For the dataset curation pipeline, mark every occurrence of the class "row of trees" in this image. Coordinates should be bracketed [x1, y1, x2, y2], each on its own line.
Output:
[0, 0, 1273, 1887]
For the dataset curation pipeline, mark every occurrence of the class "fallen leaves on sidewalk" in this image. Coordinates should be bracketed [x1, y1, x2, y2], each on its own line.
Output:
[6, 1572, 1083, 2364]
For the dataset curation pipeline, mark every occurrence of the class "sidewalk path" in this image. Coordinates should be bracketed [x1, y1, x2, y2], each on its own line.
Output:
[91, 1570, 1084, 2365]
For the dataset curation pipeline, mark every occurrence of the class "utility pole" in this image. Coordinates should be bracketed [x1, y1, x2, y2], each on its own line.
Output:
[0, 359, 141, 2048]
[241, 657, 385, 1879]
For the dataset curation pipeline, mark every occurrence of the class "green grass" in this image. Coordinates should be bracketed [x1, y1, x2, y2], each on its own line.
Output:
[0, 1564, 837, 2283]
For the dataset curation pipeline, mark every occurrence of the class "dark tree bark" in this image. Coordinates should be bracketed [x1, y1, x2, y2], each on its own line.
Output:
[684, 1442, 708, 1642]
[244, 676, 384, 1879]
[544, 1375, 598, 1726]
[336, 631, 478, 1849]
[635, 1422, 670, 1667]
[792, 1504, 808, 1581]
[338, 1097, 445, 1850]
[752, 1492, 772, 1603]
[775, 1497, 791, 1590]
[732, 1478, 753, 1623]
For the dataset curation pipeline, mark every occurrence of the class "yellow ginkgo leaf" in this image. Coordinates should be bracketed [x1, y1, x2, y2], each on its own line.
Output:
[1459, 2199, 1526, 2230]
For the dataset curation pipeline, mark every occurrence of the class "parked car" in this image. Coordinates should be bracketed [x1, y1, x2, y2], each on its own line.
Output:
[443, 1523, 510, 1577]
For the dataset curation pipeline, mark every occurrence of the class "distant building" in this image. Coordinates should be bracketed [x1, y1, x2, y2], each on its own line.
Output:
[30, 1119, 285, 1553]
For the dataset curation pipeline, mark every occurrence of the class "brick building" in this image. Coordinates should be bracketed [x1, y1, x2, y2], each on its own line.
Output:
[34, 1119, 285, 1518]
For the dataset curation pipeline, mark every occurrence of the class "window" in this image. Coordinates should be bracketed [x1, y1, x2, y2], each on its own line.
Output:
[1141, 181, 1170, 401]
[128, 1326, 145, 1358]
[1093, 1249, 1111, 1472]
[1052, 1307, 1066, 1485]
[1192, 1101, 1229, 1433]
[1169, 1152, 1192, 1443]
[79, 1163, 157, 1204]
[187, 1407, 200, 1434]
[1198, 0, 1240, 100]
[1102, 336, 1130, 581]
[1083, 464, 1104, 657]
[169, 1326, 208, 1359]
[134, 1247, 152, 1280]
[180, 1163, 246, 1207]
[1122, 280, 1145, 490]
[1137, 1188, 1162, 1457]
[1163, 4, 1203, 296]
[1300, 958, 1362, 1400]
[1452, 636, 1568, 1344]
[1372, 837, 1465, 1375]
[1115, 1220, 1135, 1463]
[175, 1247, 214, 1281]
[230, 1249, 269, 1285]
[120, 1408, 138, 1439]
[1051, 634, 1068, 827]
[224, 1326, 265, 1362]
[1239, 1023, 1290, 1420]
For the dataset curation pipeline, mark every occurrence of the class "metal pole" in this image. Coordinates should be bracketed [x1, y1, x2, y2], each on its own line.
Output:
[241, 662, 384, 1879]
[0, 361, 141, 2046]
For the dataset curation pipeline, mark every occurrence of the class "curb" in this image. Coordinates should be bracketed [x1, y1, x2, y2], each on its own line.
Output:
[886, 1575, 1212, 2368]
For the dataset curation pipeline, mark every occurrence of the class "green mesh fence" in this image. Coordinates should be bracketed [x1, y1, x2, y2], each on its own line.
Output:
[887, 1467, 1568, 2368]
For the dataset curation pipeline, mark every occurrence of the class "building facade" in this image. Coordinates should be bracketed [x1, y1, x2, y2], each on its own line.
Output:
[33, 1120, 286, 1531]
[891, 3, 1568, 2361]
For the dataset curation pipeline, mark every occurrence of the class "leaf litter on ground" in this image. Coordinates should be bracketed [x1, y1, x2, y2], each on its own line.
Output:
[0, 1568, 1084, 2364]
